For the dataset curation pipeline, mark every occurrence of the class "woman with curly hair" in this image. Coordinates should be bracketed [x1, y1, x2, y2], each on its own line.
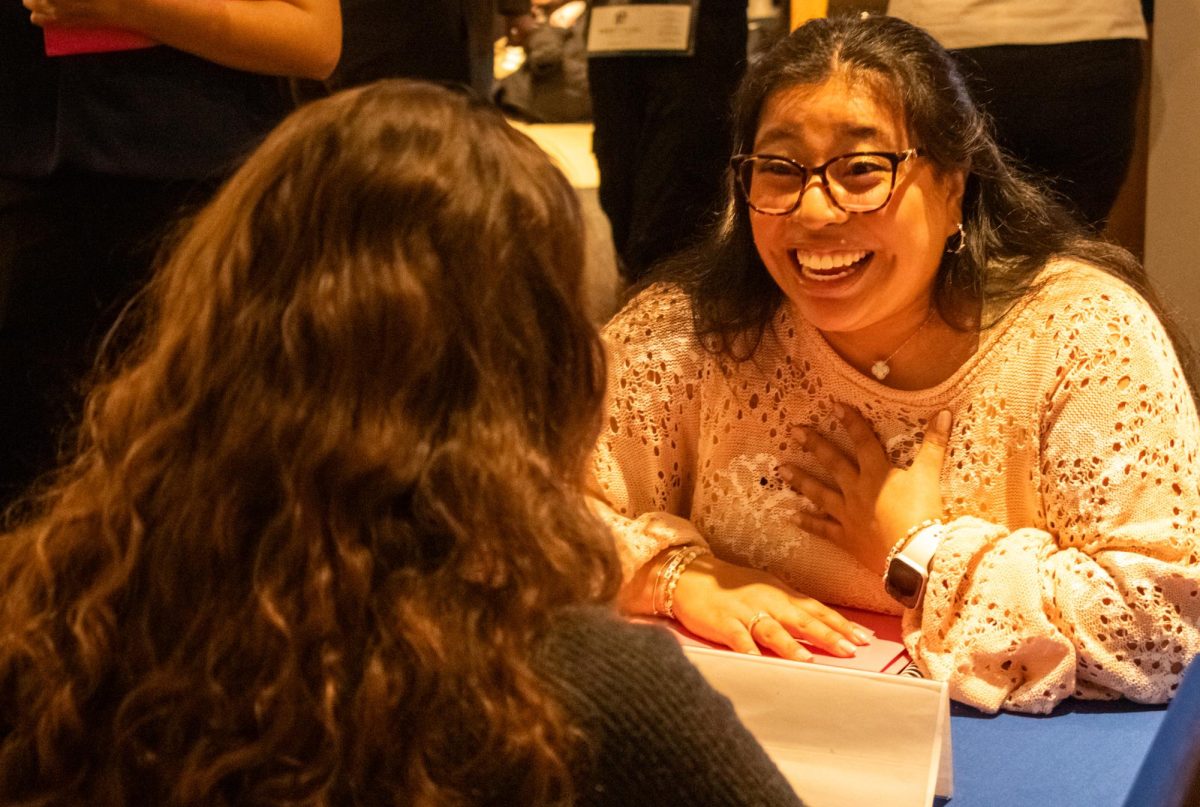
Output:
[0, 80, 802, 806]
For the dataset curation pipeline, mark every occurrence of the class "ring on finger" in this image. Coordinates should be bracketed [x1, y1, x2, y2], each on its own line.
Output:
[746, 611, 770, 636]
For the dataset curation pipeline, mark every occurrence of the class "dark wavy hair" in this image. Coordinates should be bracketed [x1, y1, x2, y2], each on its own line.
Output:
[0, 80, 620, 805]
[656, 14, 1196, 394]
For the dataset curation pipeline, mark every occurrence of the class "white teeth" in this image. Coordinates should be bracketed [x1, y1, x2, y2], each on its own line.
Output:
[792, 249, 871, 282]
[802, 265, 855, 281]
[793, 249, 869, 270]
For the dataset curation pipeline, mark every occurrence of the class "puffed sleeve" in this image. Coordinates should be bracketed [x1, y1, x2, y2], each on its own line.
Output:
[590, 285, 710, 579]
[909, 276, 1200, 714]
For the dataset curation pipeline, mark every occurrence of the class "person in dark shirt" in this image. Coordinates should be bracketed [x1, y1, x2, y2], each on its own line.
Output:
[0, 0, 340, 509]
[0, 79, 805, 806]
[327, 0, 534, 96]
[586, 0, 748, 282]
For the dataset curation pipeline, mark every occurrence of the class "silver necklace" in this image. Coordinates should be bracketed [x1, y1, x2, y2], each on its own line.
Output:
[870, 310, 934, 381]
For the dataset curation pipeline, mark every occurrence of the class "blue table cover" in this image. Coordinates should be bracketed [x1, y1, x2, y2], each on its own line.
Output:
[942, 699, 1167, 806]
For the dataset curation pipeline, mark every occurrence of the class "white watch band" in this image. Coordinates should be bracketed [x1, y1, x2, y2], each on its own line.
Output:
[899, 523, 944, 572]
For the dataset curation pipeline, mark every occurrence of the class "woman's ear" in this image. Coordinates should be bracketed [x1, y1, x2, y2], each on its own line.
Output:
[942, 168, 967, 238]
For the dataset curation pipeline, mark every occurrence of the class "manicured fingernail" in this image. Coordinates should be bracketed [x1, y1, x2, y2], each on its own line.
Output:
[836, 639, 858, 657]
[748, 647, 763, 656]
[936, 409, 951, 431]
[851, 627, 873, 645]
[792, 645, 813, 662]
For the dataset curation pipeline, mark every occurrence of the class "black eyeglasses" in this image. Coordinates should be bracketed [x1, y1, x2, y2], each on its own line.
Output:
[730, 149, 920, 215]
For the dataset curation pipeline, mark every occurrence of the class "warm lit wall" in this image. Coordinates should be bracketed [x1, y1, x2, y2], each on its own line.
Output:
[1144, 1, 1200, 351]
[789, 0, 826, 28]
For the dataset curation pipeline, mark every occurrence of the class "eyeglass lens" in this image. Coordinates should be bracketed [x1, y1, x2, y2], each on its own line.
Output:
[739, 153, 900, 213]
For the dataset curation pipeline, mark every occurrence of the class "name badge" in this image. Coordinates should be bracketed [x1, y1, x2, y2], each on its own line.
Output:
[586, 0, 700, 57]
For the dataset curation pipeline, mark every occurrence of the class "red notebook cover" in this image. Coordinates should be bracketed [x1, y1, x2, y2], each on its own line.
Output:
[43, 25, 156, 56]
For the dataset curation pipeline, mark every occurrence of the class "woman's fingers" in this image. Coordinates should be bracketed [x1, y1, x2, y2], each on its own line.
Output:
[742, 607, 867, 660]
[796, 598, 873, 643]
[749, 614, 814, 662]
[670, 556, 873, 662]
[834, 403, 890, 476]
[789, 509, 843, 541]
[796, 427, 858, 487]
[911, 409, 953, 474]
[779, 464, 844, 519]
[787, 602, 873, 653]
[723, 614, 764, 656]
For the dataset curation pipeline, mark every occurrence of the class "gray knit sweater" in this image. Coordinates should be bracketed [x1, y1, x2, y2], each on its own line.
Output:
[536, 607, 805, 806]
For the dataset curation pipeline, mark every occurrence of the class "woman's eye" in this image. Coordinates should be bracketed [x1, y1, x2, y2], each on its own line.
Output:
[758, 160, 801, 177]
[843, 158, 888, 176]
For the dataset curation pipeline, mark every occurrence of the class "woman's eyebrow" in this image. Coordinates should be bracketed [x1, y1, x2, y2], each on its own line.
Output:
[753, 122, 890, 150]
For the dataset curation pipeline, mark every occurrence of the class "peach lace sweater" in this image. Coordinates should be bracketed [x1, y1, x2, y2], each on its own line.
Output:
[592, 261, 1200, 714]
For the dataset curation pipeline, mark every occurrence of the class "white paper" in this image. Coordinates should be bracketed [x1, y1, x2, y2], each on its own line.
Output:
[684, 645, 952, 807]
[586, 5, 693, 53]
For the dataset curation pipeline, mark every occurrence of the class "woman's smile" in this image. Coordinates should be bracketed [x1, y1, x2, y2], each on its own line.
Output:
[790, 248, 874, 285]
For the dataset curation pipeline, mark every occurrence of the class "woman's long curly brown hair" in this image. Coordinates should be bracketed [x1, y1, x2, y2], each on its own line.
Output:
[0, 80, 620, 805]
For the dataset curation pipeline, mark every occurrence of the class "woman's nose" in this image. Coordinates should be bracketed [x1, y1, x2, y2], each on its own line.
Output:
[792, 176, 849, 228]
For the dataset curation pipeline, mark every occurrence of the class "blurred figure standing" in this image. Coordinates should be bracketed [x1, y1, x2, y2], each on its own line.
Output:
[328, 0, 534, 96]
[0, 0, 340, 509]
[585, 0, 748, 282]
[888, 0, 1147, 230]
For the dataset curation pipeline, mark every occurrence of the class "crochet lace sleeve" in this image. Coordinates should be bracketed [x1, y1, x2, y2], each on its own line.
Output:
[590, 286, 709, 580]
[910, 280, 1200, 714]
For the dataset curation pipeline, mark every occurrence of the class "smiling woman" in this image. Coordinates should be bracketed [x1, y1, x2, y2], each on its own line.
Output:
[591, 14, 1200, 715]
[744, 74, 967, 386]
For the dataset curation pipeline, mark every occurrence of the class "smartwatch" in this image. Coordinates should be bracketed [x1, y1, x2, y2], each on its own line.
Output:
[883, 523, 945, 609]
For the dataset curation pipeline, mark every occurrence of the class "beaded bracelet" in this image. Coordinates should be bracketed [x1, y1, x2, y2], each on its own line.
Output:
[653, 545, 710, 620]
[882, 517, 944, 576]
[662, 546, 709, 620]
[653, 546, 697, 616]
[651, 547, 683, 616]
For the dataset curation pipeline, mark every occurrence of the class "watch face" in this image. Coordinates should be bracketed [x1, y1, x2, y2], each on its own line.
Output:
[885, 558, 924, 609]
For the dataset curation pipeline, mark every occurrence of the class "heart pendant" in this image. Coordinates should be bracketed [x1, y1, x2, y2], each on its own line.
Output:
[871, 360, 891, 380]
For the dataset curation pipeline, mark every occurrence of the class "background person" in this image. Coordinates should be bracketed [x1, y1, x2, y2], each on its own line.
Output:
[592, 15, 1200, 714]
[0, 80, 804, 806]
[585, 0, 748, 283]
[326, 0, 534, 96]
[0, 0, 341, 510]
[887, 0, 1148, 230]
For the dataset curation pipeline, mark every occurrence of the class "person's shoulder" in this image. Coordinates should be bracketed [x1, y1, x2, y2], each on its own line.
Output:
[536, 606, 719, 715]
[537, 605, 692, 680]
[1026, 257, 1175, 357]
[1035, 258, 1154, 313]
[601, 283, 696, 344]
[536, 607, 805, 807]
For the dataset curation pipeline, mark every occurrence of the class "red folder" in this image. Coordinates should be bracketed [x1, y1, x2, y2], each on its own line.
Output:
[43, 25, 156, 56]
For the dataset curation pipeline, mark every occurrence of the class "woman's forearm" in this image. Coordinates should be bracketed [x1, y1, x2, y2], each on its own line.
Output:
[129, 0, 341, 78]
[30, 0, 344, 79]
